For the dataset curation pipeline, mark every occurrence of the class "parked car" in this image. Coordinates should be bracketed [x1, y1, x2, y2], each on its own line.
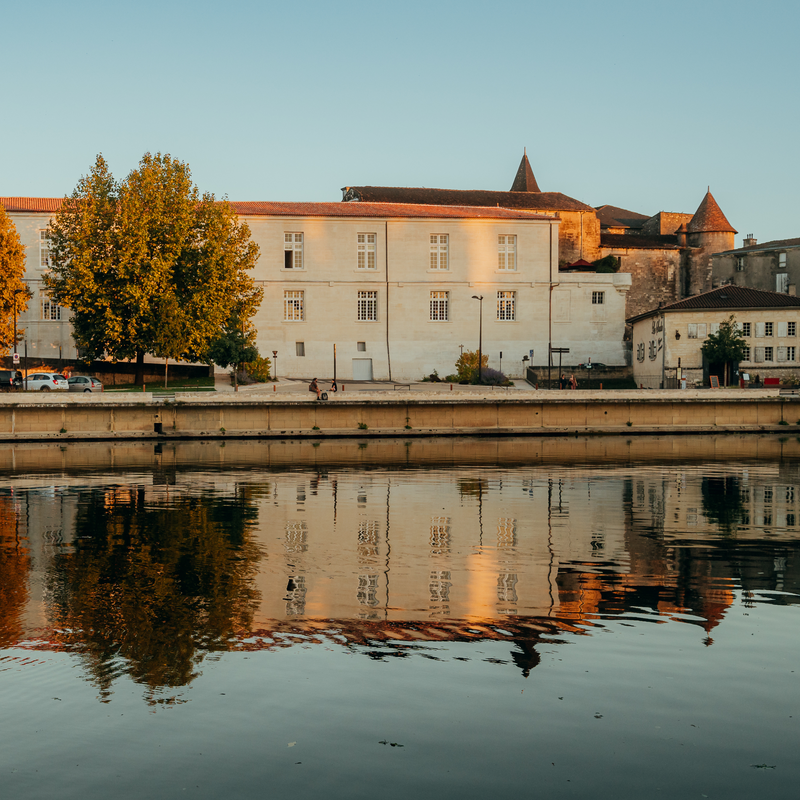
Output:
[67, 375, 104, 393]
[25, 373, 69, 391]
[0, 370, 23, 392]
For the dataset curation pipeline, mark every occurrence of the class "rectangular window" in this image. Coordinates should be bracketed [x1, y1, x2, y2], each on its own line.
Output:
[295, 342, 305, 356]
[687, 323, 707, 339]
[755, 322, 765, 337]
[776, 273, 789, 293]
[284, 290, 304, 321]
[284, 233, 303, 269]
[357, 233, 376, 270]
[790, 346, 797, 361]
[688, 323, 697, 339]
[430, 235, 448, 270]
[41, 294, 61, 320]
[710, 322, 720, 335]
[357, 291, 377, 321]
[497, 291, 516, 321]
[779, 252, 787, 268]
[592, 291, 605, 305]
[430, 291, 449, 321]
[736, 256, 745, 271]
[765, 322, 774, 336]
[790, 322, 797, 337]
[40, 230, 51, 269]
[778, 346, 788, 362]
[754, 346, 765, 363]
[498, 235, 516, 271]
[765, 346, 774, 361]
[742, 322, 751, 337]
[778, 321, 788, 337]
[357, 341, 366, 352]
[743, 346, 751, 362]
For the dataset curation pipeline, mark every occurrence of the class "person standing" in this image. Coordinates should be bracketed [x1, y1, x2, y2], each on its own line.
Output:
[569, 373, 577, 390]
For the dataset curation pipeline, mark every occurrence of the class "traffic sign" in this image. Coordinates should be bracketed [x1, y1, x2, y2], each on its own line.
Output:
[12, 353, 19, 364]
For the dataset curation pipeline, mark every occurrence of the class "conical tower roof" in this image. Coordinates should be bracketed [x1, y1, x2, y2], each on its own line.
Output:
[687, 190, 736, 234]
[510, 150, 540, 193]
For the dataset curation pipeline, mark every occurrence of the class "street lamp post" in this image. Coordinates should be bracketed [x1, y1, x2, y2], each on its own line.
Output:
[12, 288, 24, 373]
[471, 295, 483, 384]
[272, 350, 278, 382]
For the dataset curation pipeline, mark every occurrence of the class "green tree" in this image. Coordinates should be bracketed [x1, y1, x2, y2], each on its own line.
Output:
[701, 315, 747, 387]
[206, 318, 260, 391]
[0, 205, 30, 356]
[44, 153, 262, 384]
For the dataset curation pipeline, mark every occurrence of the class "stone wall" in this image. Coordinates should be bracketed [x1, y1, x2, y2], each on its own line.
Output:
[556, 211, 600, 265]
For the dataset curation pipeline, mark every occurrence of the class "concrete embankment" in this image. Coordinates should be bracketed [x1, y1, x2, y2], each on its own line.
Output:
[1, 389, 799, 441]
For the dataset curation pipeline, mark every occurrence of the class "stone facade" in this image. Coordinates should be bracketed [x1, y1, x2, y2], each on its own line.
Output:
[713, 238, 800, 295]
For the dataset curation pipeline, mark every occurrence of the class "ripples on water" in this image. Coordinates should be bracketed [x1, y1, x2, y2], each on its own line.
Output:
[1, 437, 799, 799]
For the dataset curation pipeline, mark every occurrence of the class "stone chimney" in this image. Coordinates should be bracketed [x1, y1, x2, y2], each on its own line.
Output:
[676, 222, 688, 247]
[743, 233, 757, 247]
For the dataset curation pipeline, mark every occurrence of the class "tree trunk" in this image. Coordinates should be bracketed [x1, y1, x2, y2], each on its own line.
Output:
[135, 350, 145, 386]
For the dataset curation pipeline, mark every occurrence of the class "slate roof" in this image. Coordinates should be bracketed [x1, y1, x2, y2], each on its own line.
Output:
[595, 205, 650, 230]
[601, 232, 679, 250]
[229, 201, 554, 220]
[341, 186, 595, 212]
[0, 197, 63, 212]
[1, 197, 553, 221]
[628, 285, 800, 323]
[509, 151, 541, 193]
[717, 236, 800, 256]
[687, 190, 737, 234]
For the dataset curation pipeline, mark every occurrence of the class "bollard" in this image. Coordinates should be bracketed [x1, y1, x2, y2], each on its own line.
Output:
[342, 383, 345, 392]
[450, 383, 453, 391]
[143, 383, 146, 393]
[600, 383, 603, 390]
[273, 384, 276, 392]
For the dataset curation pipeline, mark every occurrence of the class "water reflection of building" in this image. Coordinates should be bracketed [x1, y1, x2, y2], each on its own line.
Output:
[4, 449, 800, 692]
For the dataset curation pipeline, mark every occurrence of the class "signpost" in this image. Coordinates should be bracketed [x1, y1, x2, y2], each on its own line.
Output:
[549, 346, 570, 389]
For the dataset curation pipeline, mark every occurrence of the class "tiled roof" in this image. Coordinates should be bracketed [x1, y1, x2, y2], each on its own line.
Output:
[0, 197, 63, 212]
[341, 186, 595, 212]
[601, 232, 679, 250]
[718, 236, 800, 256]
[509, 152, 540, 193]
[595, 205, 649, 229]
[230, 201, 554, 220]
[1, 197, 552, 221]
[687, 190, 736, 234]
[628, 285, 800, 323]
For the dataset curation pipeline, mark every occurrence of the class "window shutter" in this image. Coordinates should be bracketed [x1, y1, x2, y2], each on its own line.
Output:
[697, 323, 707, 338]
[778, 347, 788, 362]
[710, 323, 720, 335]
[755, 322, 765, 338]
[755, 347, 765, 362]
[688, 323, 697, 338]
[778, 321, 788, 337]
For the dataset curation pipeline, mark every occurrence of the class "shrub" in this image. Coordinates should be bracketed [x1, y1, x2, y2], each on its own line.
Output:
[242, 355, 272, 383]
[455, 350, 488, 382]
[593, 255, 620, 273]
[478, 367, 509, 386]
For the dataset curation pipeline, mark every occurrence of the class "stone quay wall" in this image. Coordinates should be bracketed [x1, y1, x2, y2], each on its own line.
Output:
[1, 391, 799, 441]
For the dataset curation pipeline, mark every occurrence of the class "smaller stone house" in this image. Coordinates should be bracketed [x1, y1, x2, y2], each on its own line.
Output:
[628, 286, 800, 388]
[712, 236, 800, 295]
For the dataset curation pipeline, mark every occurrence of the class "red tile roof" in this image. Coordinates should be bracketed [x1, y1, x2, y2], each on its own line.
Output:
[628, 285, 800, 323]
[687, 190, 736, 234]
[341, 186, 595, 212]
[229, 201, 554, 220]
[595, 205, 650, 229]
[1, 197, 553, 221]
[0, 197, 63, 212]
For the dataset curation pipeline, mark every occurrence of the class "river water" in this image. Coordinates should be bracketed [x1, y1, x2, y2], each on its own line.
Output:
[1, 436, 799, 799]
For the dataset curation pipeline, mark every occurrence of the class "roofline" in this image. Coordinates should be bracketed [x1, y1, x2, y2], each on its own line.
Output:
[715, 242, 800, 257]
[628, 303, 800, 325]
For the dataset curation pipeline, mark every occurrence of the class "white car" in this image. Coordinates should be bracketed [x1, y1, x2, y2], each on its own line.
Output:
[26, 373, 69, 391]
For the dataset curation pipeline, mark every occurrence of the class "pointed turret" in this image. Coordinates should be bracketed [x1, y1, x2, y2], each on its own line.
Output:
[510, 149, 540, 193]
[687, 189, 736, 234]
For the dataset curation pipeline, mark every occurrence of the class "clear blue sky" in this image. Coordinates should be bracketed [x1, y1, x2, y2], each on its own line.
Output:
[3, 0, 798, 245]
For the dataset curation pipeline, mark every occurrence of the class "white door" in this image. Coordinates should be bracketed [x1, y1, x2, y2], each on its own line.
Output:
[352, 358, 373, 380]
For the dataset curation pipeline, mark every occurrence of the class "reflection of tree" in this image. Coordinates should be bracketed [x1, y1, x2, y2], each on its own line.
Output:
[701, 476, 745, 532]
[46, 487, 261, 696]
[0, 494, 30, 648]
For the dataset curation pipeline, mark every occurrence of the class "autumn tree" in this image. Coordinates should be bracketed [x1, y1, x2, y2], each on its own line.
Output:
[0, 205, 30, 357]
[701, 315, 747, 387]
[44, 153, 262, 384]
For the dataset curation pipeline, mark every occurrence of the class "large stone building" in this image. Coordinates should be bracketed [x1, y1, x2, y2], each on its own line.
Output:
[346, 155, 738, 322]
[1, 197, 632, 380]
